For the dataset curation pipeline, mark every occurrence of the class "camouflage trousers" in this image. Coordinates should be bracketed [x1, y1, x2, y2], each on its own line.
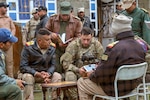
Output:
[65, 71, 79, 100]
[21, 72, 62, 100]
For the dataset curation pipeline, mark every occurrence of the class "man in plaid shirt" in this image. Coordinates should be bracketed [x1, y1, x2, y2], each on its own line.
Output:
[77, 14, 146, 100]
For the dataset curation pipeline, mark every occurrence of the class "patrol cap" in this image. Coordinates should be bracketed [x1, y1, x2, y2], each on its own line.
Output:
[60, 1, 71, 14]
[110, 14, 132, 35]
[122, 0, 135, 9]
[37, 6, 47, 12]
[116, 1, 123, 6]
[31, 7, 38, 14]
[0, 2, 9, 8]
[0, 28, 18, 43]
[78, 7, 84, 13]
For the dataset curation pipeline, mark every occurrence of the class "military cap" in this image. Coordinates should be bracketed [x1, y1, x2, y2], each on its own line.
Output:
[31, 7, 38, 14]
[122, 0, 135, 9]
[0, 28, 18, 43]
[37, 6, 47, 12]
[60, 1, 71, 14]
[78, 7, 84, 13]
[0, 2, 9, 8]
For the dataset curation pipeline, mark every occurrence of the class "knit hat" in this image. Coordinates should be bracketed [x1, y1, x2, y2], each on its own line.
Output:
[110, 14, 132, 35]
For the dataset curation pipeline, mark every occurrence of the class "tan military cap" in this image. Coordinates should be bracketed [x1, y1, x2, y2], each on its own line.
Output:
[122, 0, 135, 9]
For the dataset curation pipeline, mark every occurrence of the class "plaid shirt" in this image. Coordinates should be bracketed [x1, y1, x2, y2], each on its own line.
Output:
[90, 31, 146, 96]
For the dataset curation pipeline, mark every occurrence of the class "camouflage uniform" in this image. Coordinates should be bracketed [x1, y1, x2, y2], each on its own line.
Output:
[23, 17, 40, 43]
[60, 37, 104, 99]
[26, 17, 40, 40]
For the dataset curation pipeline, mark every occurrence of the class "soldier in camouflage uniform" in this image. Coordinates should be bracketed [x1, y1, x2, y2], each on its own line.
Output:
[60, 27, 104, 100]
[22, 8, 40, 45]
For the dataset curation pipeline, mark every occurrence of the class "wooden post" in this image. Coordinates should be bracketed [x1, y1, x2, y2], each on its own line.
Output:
[13, 22, 23, 78]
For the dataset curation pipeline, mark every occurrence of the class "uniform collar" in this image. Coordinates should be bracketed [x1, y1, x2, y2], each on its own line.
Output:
[131, 7, 138, 14]
[55, 14, 75, 23]
[116, 31, 134, 40]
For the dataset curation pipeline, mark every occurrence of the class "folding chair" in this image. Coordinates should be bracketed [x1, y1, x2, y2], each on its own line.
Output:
[93, 62, 148, 100]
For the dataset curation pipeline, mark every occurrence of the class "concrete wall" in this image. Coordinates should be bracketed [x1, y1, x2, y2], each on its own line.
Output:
[138, 0, 150, 14]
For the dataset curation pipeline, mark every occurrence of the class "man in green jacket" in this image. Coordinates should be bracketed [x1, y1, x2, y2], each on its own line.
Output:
[0, 28, 24, 100]
[122, 0, 150, 44]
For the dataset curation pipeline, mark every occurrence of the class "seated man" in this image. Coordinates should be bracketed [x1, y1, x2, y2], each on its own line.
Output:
[0, 28, 24, 100]
[77, 14, 146, 100]
[20, 28, 62, 100]
[60, 27, 104, 100]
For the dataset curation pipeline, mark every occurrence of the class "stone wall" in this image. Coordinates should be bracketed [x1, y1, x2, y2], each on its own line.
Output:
[138, 0, 150, 14]
[57, 0, 90, 17]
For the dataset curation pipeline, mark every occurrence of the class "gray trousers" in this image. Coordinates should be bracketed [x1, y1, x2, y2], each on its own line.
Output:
[0, 84, 22, 100]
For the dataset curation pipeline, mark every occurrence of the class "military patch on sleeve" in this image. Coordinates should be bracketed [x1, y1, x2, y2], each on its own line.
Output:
[141, 8, 149, 13]
[101, 54, 108, 61]
[25, 40, 34, 46]
[107, 41, 119, 48]
[50, 42, 56, 48]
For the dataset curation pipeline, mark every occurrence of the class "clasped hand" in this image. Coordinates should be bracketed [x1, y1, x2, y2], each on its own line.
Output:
[34, 71, 51, 83]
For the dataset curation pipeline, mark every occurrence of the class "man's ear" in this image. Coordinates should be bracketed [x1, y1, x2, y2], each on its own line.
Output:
[0, 42, 4, 48]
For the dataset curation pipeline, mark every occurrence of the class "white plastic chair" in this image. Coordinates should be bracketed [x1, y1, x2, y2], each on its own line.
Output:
[93, 62, 148, 100]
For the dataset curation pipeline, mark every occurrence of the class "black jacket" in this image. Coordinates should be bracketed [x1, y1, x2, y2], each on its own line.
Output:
[35, 14, 49, 35]
[20, 41, 56, 76]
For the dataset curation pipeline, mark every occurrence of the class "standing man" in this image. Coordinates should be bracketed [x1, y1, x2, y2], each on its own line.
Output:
[60, 27, 104, 100]
[20, 28, 62, 100]
[77, 7, 94, 30]
[35, 6, 48, 35]
[116, 1, 124, 14]
[77, 14, 146, 100]
[45, 1, 82, 74]
[22, 7, 40, 45]
[0, 28, 24, 100]
[122, 0, 150, 44]
[0, 2, 16, 78]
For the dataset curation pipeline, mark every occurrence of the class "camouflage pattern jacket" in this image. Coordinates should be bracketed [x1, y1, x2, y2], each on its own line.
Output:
[60, 37, 104, 72]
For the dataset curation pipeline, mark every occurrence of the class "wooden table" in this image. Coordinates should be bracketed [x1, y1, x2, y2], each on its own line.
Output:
[41, 81, 77, 100]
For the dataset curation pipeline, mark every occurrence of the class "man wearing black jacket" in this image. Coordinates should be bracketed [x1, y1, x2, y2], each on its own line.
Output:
[20, 28, 62, 100]
[35, 6, 48, 36]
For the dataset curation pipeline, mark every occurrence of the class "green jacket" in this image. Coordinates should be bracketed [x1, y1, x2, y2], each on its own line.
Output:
[60, 37, 104, 72]
[0, 50, 16, 86]
[122, 7, 150, 44]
